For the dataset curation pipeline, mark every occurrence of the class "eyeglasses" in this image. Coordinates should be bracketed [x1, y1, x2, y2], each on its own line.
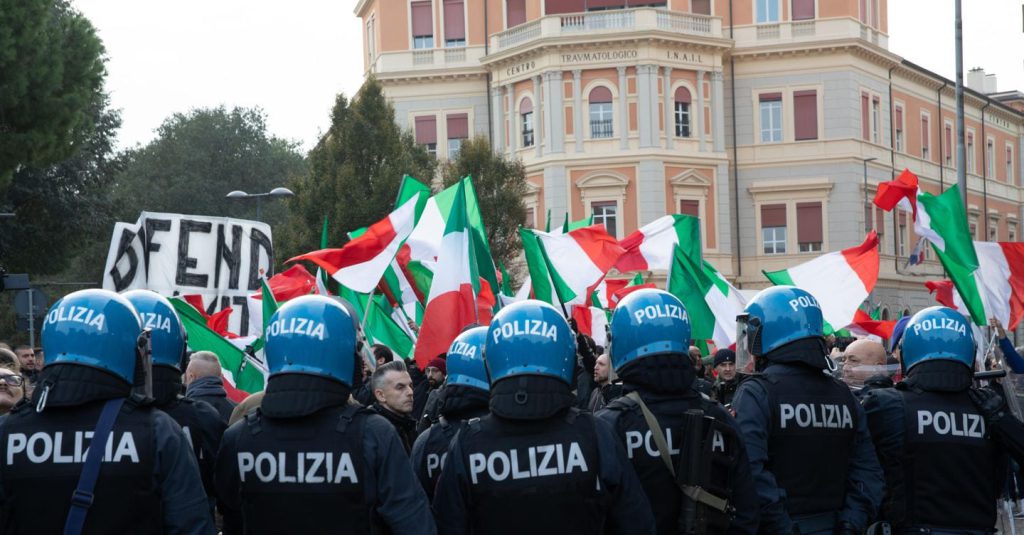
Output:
[0, 375, 24, 387]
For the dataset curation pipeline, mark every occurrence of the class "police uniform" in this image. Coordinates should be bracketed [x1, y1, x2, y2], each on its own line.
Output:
[864, 306, 1009, 534]
[410, 327, 490, 501]
[0, 289, 214, 534]
[731, 286, 883, 534]
[597, 289, 758, 535]
[214, 295, 434, 535]
[432, 300, 656, 535]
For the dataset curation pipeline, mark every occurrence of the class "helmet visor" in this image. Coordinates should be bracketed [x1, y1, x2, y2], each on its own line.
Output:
[735, 313, 756, 375]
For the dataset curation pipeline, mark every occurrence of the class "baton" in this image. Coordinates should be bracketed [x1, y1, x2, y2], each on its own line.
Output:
[974, 369, 1008, 380]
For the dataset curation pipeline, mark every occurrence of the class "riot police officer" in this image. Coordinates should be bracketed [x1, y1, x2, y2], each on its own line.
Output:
[863, 306, 1012, 533]
[597, 289, 758, 534]
[731, 286, 883, 534]
[0, 289, 214, 534]
[411, 326, 490, 500]
[433, 300, 656, 534]
[124, 290, 226, 513]
[214, 295, 434, 534]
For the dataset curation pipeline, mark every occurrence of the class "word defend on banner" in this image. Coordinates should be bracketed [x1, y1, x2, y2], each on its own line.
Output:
[102, 212, 273, 337]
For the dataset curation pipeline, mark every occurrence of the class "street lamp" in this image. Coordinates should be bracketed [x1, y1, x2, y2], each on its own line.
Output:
[225, 187, 294, 222]
[862, 157, 878, 233]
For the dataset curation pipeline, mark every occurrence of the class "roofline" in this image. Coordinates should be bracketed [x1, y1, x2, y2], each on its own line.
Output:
[901, 59, 1024, 118]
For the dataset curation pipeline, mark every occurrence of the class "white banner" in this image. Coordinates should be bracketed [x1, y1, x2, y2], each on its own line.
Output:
[102, 212, 273, 337]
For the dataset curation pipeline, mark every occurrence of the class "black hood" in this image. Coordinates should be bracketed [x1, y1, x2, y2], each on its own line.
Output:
[260, 373, 352, 419]
[900, 359, 974, 393]
[763, 337, 830, 370]
[439, 385, 489, 421]
[151, 365, 184, 406]
[617, 353, 696, 395]
[29, 363, 131, 411]
[490, 375, 574, 421]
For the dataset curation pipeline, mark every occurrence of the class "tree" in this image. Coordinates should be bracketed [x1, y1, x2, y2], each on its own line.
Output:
[279, 78, 435, 260]
[0, 0, 107, 191]
[441, 136, 527, 275]
[111, 106, 307, 233]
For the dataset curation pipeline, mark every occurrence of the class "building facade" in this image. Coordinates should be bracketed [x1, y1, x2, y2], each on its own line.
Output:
[354, 0, 1024, 322]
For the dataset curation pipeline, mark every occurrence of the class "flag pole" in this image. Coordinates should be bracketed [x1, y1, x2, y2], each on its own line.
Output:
[360, 288, 376, 334]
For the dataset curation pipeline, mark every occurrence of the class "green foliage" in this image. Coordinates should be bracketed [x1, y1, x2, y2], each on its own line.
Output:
[279, 78, 435, 259]
[111, 106, 307, 235]
[0, 0, 107, 191]
[441, 137, 527, 276]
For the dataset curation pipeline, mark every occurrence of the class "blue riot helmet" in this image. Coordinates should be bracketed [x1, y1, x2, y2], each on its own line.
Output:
[741, 285, 825, 362]
[123, 290, 185, 370]
[484, 300, 576, 385]
[41, 289, 143, 385]
[265, 295, 357, 386]
[899, 306, 975, 372]
[446, 326, 490, 392]
[608, 289, 691, 372]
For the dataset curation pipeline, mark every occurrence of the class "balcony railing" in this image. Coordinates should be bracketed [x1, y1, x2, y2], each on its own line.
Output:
[590, 119, 614, 139]
[369, 45, 486, 75]
[491, 8, 723, 53]
[732, 18, 888, 49]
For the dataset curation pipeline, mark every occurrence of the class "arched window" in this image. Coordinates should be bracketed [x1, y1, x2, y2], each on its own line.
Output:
[588, 87, 613, 139]
[519, 98, 534, 147]
[674, 86, 691, 137]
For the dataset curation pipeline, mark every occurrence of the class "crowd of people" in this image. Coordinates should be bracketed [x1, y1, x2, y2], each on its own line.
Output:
[1, 285, 1024, 534]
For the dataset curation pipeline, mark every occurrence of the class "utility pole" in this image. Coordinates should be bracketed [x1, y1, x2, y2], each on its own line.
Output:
[954, 0, 968, 209]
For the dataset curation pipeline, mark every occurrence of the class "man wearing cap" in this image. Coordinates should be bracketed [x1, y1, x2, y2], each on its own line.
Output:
[711, 348, 745, 406]
[416, 357, 448, 433]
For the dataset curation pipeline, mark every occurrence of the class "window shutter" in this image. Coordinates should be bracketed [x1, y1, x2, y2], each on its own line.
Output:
[796, 202, 822, 243]
[761, 204, 786, 227]
[446, 114, 469, 139]
[507, 0, 526, 27]
[519, 98, 533, 114]
[861, 94, 869, 140]
[443, 0, 465, 41]
[679, 199, 699, 217]
[793, 90, 817, 141]
[589, 86, 613, 103]
[895, 106, 903, 128]
[792, 0, 814, 20]
[691, 0, 711, 14]
[759, 92, 782, 102]
[412, 1, 433, 37]
[674, 86, 692, 104]
[875, 207, 885, 235]
[546, 0, 585, 14]
[415, 116, 437, 144]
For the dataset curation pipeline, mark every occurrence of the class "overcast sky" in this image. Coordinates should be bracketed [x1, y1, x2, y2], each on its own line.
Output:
[73, 0, 1023, 153]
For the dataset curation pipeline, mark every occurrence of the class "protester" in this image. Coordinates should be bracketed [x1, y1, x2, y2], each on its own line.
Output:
[370, 359, 418, 454]
[587, 353, 621, 412]
[416, 355, 448, 432]
[732, 286, 883, 534]
[411, 327, 490, 501]
[227, 390, 264, 426]
[215, 295, 434, 534]
[689, 345, 713, 396]
[990, 317, 1024, 373]
[598, 290, 758, 534]
[12, 345, 38, 381]
[0, 289, 214, 533]
[711, 348, 745, 406]
[841, 338, 894, 399]
[433, 300, 656, 534]
[0, 367, 25, 415]
[185, 350, 237, 423]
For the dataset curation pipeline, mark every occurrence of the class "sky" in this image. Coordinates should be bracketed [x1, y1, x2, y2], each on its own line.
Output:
[73, 0, 1024, 153]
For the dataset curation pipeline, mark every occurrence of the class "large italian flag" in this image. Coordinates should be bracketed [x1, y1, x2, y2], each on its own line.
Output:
[413, 182, 479, 368]
[521, 224, 625, 306]
[616, 214, 701, 272]
[763, 231, 880, 331]
[288, 193, 421, 293]
[667, 244, 748, 347]
[926, 242, 1024, 329]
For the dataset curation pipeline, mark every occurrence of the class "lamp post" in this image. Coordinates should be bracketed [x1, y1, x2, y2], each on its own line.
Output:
[863, 157, 878, 233]
[225, 187, 294, 222]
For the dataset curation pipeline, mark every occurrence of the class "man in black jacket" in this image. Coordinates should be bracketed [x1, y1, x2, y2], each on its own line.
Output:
[369, 359, 418, 454]
[185, 350, 237, 423]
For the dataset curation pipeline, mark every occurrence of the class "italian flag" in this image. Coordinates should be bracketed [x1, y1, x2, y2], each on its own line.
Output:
[171, 297, 264, 397]
[667, 244, 748, 347]
[763, 231, 880, 332]
[616, 214, 701, 272]
[848, 308, 897, 340]
[925, 242, 1024, 329]
[414, 182, 479, 368]
[288, 192, 421, 293]
[521, 224, 625, 306]
[571, 305, 609, 348]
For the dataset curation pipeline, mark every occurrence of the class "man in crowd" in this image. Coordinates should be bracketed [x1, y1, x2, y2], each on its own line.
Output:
[0, 289, 214, 533]
[215, 295, 434, 533]
[370, 359, 418, 454]
[841, 338, 893, 399]
[185, 350, 237, 423]
[0, 366, 24, 415]
[732, 286, 883, 534]
[689, 345, 713, 396]
[434, 300, 655, 534]
[588, 353, 621, 412]
[416, 356, 448, 432]
[12, 345, 38, 382]
[711, 348, 744, 406]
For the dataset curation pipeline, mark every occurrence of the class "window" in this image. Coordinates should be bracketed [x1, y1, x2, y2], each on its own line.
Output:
[524, 207, 535, 229]
[897, 212, 907, 257]
[894, 106, 904, 152]
[759, 93, 782, 143]
[756, 0, 779, 23]
[874, 206, 885, 247]
[1010, 222, 1017, 242]
[967, 132, 975, 172]
[944, 123, 953, 166]
[871, 97, 881, 144]
[861, 94, 870, 140]
[520, 98, 534, 147]
[592, 201, 618, 238]
[507, 0, 526, 27]
[761, 204, 787, 254]
[792, 0, 814, 20]
[674, 87, 691, 137]
[797, 202, 822, 252]
[443, 0, 466, 47]
[415, 116, 438, 156]
[987, 138, 995, 178]
[545, 0, 585, 14]
[366, 17, 377, 64]
[989, 221, 998, 242]
[969, 220, 978, 240]
[860, 0, 878, 26]
[589, 87, 614, 139]
[1008, 145, 1015, 184]
[921, 115, 930, 159]
[446, 113, 468, 159]
[411, 1, 434, 49]
[793, 90, 817, 141]
[692, 0, 711, 15]
[679, 199, 699, 217]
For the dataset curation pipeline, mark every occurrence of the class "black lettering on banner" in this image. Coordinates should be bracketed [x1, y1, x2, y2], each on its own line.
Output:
[144, 218, 172, 275]
[247, 228, 273, 291]
[232, 295, 250, 337]
[108, 227, 140, 292]
[215, 223, 243, 290]
[176, 219, 213, 287]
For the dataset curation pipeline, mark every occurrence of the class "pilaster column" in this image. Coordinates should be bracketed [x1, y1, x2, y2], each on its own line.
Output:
[617, 66, 629, 150]
[491, 86, 504, 151]
[696, 70, 706, 152]
[664, 67, 674, 149]
[534, 75, 544, 158]
[505, 84, 516, 153]
[573, 69, 583, 153]
[712, 70, 726, 152]
[544, 71, 564, 154]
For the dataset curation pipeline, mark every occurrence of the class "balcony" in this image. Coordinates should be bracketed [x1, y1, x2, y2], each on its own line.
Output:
[490, 8, 723, 53]
[731, 17, 889, 50]
[368, 45, 487, 76]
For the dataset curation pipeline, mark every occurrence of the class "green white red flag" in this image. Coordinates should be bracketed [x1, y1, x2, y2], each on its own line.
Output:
[616, 214, 701, 272]
[521, 224, 625, 306]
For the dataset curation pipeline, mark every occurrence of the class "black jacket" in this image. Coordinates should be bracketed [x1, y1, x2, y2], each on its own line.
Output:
[185, 376, 237, 424]
[370, 402, 418, 455]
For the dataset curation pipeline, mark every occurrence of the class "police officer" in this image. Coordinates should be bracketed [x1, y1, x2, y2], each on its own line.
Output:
[0, 289, 214, 534]
[597, 289, 758, 534]
[863, 306, 1013, 533]
[214, 295, 434, 534]
[433, 300, 656, 534]
[124, 290, 226, 513]
[411, 326, 490, 500]
[731, 286, 883, 534]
